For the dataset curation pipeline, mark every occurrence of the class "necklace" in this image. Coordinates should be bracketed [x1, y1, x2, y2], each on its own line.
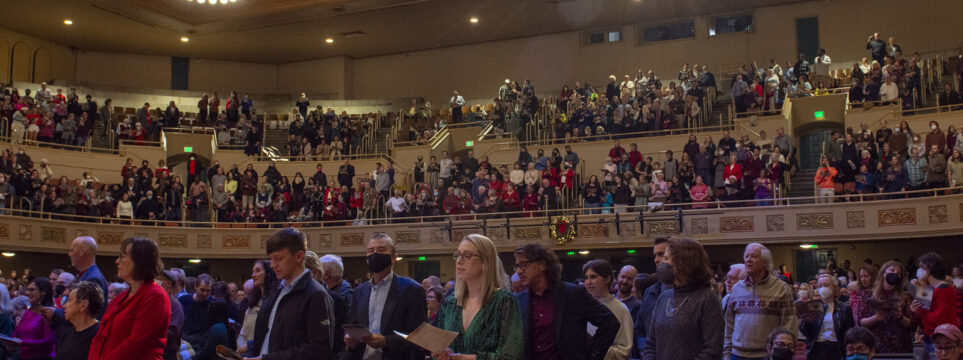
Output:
[665, 296, 689, 317]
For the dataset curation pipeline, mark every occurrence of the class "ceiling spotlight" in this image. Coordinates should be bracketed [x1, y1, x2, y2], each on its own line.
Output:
[196, 0, 206, 3]
[229, 0, 237, 2]
[325, 38, 334, 44]
[219, 0, 228, 4]
[469, 17, 479, 24]
[63, 19, 73, 25]
[578, 250, 590, 255]
[180, 36, 190, 42]
[209, 0, 216, 5]
[1, 252, 14, 257]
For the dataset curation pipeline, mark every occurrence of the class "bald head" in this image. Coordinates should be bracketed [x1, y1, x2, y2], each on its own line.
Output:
[69, 236, 98, 271]
[617, 265, 639, 296]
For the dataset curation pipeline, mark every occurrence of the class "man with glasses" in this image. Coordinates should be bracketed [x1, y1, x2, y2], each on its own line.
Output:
[765, 328, 796, 360]
[843, 327, 877, 360]
[513, 243, 618, 360]
[931, 324, 963, 360]
[345, 233, 426, 360]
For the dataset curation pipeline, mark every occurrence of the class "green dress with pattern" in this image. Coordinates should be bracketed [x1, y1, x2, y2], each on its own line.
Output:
[436, 289, 524, 360]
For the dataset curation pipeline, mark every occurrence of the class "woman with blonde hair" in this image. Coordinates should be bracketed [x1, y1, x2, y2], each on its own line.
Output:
[433, 234, 522, 360]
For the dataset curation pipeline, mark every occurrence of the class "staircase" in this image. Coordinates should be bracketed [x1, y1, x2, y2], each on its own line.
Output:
[262, 127, 288, 157]
[91, 117, 111, 149]
[374, 127, 391, 154]
[787, 169, 817, 204]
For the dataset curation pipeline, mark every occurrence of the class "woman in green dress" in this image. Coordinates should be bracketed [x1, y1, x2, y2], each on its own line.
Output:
[433, 234, 523, 360]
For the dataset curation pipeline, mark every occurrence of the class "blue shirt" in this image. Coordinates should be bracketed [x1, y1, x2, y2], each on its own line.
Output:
[363, 272, 394, 360]
[261, 269, 310, 355]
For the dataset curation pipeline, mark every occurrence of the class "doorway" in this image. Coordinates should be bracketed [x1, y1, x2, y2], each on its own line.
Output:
[410, 260, 440, 283]
[794, 248, 835, 284]
[798, 128, 834, 170]
[796, 17, 819, 60]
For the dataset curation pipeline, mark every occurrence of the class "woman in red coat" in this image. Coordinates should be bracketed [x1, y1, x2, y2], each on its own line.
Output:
[89, 237, 170, 360]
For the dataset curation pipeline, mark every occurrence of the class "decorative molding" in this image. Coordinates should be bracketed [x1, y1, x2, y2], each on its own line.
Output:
[222, 235, 251, 249]
[396, 231, 420, 244]
[878, 208, 916, 226]
[260, 235, 270, 249]
[340, 233, 363, 246]
[797, 212, 834, 230]
[690, 218, 708, 234]
[720, 216, 754, 232]
[429, 230, 444, 244]
[0, 224, 8, 240]
[318, 234, 333, 248]
[648, 221, 680, 235]
[928, 205, 947, 224]
[619, 222, 638, 240]
[487, 227, 508, 242]
[196, 234, 212, 249]
[96, 231, 123, 245]
[846, 211, 865, 229]
[452, 230, 472, 243]
[74, 229, 88, 239]
[41, 227, 66, 243]
[512, 228, 541, 240]
[19, 225, 32, 242]
[578, 223, 609, 238]
[766, 215, 784, 232]
[158, 234, 187, 248]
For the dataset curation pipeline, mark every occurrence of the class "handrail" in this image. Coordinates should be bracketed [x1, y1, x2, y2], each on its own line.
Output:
[162, 127, 215, 135]
[510, 119, 749, 147]
[0, 135, 123, 154]
[392, 123, 449, 147]
[1, 186, 958, 227]
[119, 139, 163, 147]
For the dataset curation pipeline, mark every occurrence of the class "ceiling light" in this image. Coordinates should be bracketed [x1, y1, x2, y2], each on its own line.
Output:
[229, 0, 237, 2]
[578, 250, 590, 255]
[180, 36, 190, 42]
[469, 17, 479, 24]
[209, 0, 216, 5]
[395, 256, 403, 261]
[219, 0, 228, 4]
[1, 252, 14, 257]
[188, 258, 202, 263]
[63, 19, 73, 25]
[799, 244, 818, 249]
[325, 38, 334, 44]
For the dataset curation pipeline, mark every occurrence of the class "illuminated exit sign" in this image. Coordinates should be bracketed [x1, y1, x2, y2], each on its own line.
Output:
[465, 140, 474, 147]
[814, 111, 825, 120]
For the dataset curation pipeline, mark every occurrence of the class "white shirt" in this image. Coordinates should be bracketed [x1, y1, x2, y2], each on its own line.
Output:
[817, 302, 837, 342]
[880, 82, 900, 101]
[450, 95, 465, 107]
[385, 196, 407, 212]
[363, 272, 395, 360]
[812, 55, 832, 76]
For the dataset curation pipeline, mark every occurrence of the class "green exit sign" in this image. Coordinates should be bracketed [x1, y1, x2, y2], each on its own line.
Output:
[418, 256, 426, 261]
[183, 146, 193, 152]
[814, 111, 825, 119]
[465, 140, 474, 147]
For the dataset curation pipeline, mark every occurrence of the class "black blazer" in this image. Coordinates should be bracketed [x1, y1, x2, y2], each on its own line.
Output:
[247, 272, 333, 360]
[517, 282, 619, 360]
[347, 274, 427, 360]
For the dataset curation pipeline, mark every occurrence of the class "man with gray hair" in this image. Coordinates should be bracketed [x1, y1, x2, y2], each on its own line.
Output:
[724, 243, 798, 360]
[722, 264, 748, 309]
[320, 254, 352, 311]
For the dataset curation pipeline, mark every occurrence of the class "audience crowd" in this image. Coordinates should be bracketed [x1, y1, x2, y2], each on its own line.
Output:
[0, 231, 960, 360]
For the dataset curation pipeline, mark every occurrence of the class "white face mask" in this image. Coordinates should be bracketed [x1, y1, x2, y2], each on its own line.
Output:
[931, 125, 937, 130]
[818, 286, 834, 300]
[917, 268, 927, 281]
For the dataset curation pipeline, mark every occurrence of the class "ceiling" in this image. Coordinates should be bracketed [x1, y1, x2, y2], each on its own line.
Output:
[1, 0, 810, 64]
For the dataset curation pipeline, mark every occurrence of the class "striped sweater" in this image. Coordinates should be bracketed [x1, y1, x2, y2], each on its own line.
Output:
[723, 274, 799, 359]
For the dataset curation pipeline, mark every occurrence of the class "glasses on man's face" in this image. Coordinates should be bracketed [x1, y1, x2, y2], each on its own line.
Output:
[514, 261, 533, 271]
[771, 342, 794, 351]
[845, 344, 871, 354]
[453, 251, 479, 262]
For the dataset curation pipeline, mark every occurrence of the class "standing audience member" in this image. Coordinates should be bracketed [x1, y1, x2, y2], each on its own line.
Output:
[345, 233, 426, 360]
[0, 284, 14, 360]
[930, 324, 963, 360]
[912, 252, 961, 356]
[582, 259, 634, 360]
[46, 281, 103, 360]
[855, 260, 915, 353]
[637, 237, 670, 347]
[799, 274, 854, 360]
[843, 327, 877, 360]
[724, 243, 798, 360]
[157, 270, 184, 360]
[642, 238, 724, 360]
[89, 237, 171, 360]
[13, 277, 56, 360]
[69, 236, 108, 305]
[244, 228, 334, 360]
[514, 243, 618, 360]
[432, 234, 523, 359]
[236, 260, 276, 354]
[179, 274, 213, 348]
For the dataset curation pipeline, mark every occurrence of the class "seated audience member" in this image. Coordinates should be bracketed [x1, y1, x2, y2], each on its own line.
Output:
[765, 328, 797, 360]
[930, 323, 963, 360]
[843, 327, 878, 360]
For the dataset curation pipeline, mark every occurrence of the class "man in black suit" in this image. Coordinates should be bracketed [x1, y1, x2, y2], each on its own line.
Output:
[345, 233, 426, 360]
[244, 228, 335, 360]
[514, 243, 619, 360]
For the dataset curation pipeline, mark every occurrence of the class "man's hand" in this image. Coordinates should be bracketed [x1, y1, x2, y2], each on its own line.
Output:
[362, 334, 387, 349]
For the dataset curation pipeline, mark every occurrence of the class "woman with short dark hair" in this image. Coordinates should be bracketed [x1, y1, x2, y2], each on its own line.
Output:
[89, 237, 171, 360]
[912, 252, 961, 356]
[13, 277, 55, 360]
[49, 281, 104, 360]
[641, 238, 723, 360]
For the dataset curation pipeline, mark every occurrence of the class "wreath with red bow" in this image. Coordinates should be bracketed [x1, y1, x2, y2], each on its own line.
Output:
[550, 216, 576, 245]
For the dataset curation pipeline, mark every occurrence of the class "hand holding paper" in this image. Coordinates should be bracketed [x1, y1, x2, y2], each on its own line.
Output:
[394, 322, 459, 355]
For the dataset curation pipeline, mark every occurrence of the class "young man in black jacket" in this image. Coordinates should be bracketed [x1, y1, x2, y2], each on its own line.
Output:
[245, 228, 334, 360]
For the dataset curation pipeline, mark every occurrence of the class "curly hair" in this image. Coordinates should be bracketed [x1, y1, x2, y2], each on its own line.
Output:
[514, 243, 561, 286]
[668, 237, 713, 287]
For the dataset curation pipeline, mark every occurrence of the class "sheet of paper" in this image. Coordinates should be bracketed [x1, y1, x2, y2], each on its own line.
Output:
[394, 322, 459, 354]
[343, 324, 373, 339]
[215, 345, 242, 360]
[915, 285, 933, 310]
[0, 334, 21, 345]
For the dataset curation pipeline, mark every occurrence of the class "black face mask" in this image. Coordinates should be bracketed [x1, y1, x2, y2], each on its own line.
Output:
[885, 273, 900, 286]
[54, 285, 66, 297]
[656, 262, 675, 285]
[771, 347, 794, 360]
[367, 252, 393, 273]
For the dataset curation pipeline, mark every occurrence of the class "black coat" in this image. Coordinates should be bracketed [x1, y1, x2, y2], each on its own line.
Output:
[517, 282, 619, 360]
[247, 271, 334, 360]
[346, 274, 426, 360]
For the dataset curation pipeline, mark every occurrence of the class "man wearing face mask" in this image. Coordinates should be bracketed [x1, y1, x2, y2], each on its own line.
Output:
[800, 274, 855, 360]
[345, 233, 426, 360]
[842, 327, 877, 360]
[925, 121, 947, 155]
[636, 237, 670, 350]
[765, 329, 797, 360]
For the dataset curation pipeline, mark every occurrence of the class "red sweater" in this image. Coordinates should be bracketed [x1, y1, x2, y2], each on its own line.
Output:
[89, 281, 171, 360]
[919, 285, 961, 336]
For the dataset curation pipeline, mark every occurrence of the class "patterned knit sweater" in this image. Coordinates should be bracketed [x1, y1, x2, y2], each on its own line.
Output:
[724, 274, 799, 359]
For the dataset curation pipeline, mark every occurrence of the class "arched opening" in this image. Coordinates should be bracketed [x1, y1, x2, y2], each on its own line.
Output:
[9, 42, 30, 83]
[0, 36, 9, 83]
[32, 47, 51, 83]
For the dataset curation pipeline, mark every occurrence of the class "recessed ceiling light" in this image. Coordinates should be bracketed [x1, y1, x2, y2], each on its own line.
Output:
[63, 19, 73, 25]
[325, 38, 334, 44]
[180, 36, 190, 42]
[219, 0, 228, 4]
[469, 17, 479, 24]
[1, 252, 14, 257]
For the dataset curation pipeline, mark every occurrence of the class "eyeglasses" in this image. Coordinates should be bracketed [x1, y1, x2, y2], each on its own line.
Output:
[453, 251, 479, 261]
[845, 344, 871, 354]
[935, 344, 959, 353]
[514, 261, 533, 271]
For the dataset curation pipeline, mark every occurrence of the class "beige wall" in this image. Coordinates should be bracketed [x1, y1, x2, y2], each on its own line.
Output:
[277, 57, 349, 100]
[0, 27, 76, 84]
[189, 58, 278, 95]
[75, 51, 170, 90]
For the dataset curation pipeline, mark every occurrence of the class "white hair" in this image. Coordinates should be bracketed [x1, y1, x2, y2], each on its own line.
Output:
[0, 284, 12, 315]
[320, 254, 344, 279]
[818, 273, 840, 287]
[745, 243, 774, 272]
[729, 264, 748, 280]
[58, 272, 76, 287]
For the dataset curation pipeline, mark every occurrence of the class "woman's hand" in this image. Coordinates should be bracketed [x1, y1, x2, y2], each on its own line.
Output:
[909, 300, 922, 313]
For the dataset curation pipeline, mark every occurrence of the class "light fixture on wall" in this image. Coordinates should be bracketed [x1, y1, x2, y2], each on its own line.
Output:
[63, 19, 73, 25]
[469, 17, 479, 24]
[190, 0, 238, 5]
[180, 36, 190, 42]
[1, 252, 14, 257]
[325, 37, 334, 44]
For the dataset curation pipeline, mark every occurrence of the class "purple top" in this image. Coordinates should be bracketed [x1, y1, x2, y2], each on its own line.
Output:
[13, 309, 55, 359]
[531, 290, 558, 360]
